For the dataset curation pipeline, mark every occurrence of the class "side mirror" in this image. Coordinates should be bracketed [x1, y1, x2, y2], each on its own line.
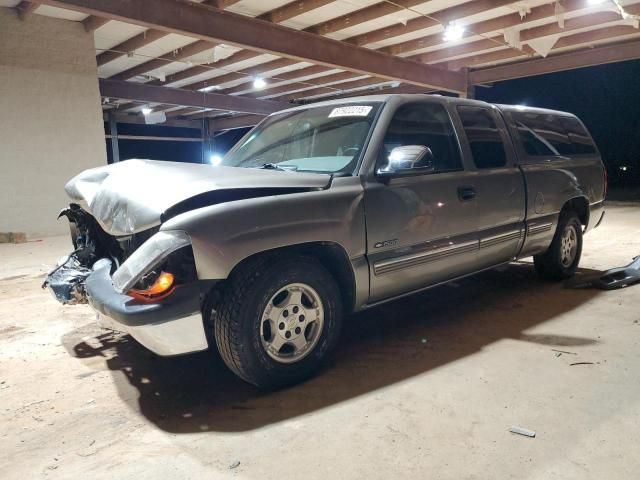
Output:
[376, 145, 435, 179]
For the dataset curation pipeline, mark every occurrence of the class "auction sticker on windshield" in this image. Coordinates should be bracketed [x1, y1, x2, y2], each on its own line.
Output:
[329, 106, 373, 118]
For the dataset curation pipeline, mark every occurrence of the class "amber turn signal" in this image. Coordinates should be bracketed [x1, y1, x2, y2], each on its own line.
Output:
[129, 272, 175, 301]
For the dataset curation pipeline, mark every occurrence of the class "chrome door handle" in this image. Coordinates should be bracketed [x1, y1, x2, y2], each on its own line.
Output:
[458, 186, 476, 201]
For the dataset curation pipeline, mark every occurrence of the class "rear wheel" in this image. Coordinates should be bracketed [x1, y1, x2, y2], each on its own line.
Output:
[212, 254, 343, 388]
[534, 211, 583, 280]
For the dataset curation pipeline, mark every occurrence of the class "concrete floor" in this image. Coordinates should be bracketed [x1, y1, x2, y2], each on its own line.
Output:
[1, 204, 639, 479]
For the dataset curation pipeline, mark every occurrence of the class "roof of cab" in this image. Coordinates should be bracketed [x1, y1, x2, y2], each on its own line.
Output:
[271, 93, 575, 118]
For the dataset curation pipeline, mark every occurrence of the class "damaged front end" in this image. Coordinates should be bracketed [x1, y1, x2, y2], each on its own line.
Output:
[43, 203, 200, 307]
[42, 204, 123, 305]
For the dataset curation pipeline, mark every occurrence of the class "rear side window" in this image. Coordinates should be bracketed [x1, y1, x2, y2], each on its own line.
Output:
[457, 106, 507, 169]
[512, 112, 573, 156]
[559, 117, 597, 155]
[381, 102, 462, 173]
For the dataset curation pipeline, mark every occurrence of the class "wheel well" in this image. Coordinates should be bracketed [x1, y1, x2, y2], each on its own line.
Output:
[225, 242, 357, 313]
[562, 197, 589, 227]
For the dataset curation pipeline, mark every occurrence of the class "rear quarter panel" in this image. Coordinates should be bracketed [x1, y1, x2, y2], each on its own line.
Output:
[501, 110, 605, 256]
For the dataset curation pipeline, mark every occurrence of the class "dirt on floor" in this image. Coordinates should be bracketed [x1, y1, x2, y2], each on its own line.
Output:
[1, 205, 639, 480]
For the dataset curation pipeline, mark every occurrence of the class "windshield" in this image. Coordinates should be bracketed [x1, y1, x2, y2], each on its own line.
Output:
[222, 103, 382, 174]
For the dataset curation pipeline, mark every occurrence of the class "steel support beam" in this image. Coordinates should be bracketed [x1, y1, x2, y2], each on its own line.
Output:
[15, 1, 40, 18]
[99, 79, 290, 115]
[41, 0, 465, 92]
[208, 114, 266, 132]
[107, 112, 120, 163]
[469, 39, 640, 85]
[103, 112, 202, 129]
[83, 15, 109, 31]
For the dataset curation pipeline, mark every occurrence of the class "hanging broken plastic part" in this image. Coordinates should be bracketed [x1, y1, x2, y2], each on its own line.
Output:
[42, 253, 93, 305]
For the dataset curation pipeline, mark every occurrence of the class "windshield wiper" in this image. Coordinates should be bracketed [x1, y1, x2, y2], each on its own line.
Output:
[259, 163, 287, 171]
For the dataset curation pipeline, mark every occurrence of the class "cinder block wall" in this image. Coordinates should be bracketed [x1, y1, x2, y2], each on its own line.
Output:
[0, 8, 106, 238]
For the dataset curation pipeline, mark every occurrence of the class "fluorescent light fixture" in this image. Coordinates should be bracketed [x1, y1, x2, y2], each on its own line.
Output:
[253, 77, 267, 89]
[443, 23, 465, 42]
[141, 107, 153, 115]
[199, 85, 219, 92]
[209, 153, 223, 166]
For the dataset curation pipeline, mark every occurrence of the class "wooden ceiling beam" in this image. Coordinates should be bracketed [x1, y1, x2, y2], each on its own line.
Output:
[345, 0, 516, 47]
[125, 1, 340, 86]
[201, 0, 600, 101]
[469, 38, 640, 85]
[131, 0, 517, 94]
[110, 40, 216, 81]
[385, 0, 637, 57]
[444, 25, 640, 71]
[306, 0, 427, 36]
[284, 76, 389, 102]
[152, 50, 261, 87]
[226, 5, 640, 103]
[413, 4, 640, 65]
[183, 58, 300, 91]
[222, 65, 332, 95]
[246, 71, 369, 99]
[41, 0, 466, 92]
[95, 0, 240, 66]
[97, 29, 169, 66]
[256, 0, 335, 24]
[85, 0, 240, 35]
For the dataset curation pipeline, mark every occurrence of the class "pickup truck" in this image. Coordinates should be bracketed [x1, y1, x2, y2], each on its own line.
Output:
[45, 94, 606, 388]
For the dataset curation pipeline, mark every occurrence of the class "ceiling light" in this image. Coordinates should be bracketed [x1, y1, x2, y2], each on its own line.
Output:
[141, 107, 153, 115]
[443, 23, 465, 42]
[253, 77, 267, 89]
[199, 85, 219, 92]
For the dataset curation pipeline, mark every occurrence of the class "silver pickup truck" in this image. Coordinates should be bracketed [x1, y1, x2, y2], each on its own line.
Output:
[45, 94, 606, 388]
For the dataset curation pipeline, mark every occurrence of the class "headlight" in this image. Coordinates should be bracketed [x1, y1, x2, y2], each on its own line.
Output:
[112, 231, 191, 293]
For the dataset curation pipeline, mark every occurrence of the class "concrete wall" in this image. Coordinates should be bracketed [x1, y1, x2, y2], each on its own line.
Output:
[0, 8, 106, 238]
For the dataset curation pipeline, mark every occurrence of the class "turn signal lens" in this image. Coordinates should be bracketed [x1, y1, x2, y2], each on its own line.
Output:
[129, 272, 175, 301]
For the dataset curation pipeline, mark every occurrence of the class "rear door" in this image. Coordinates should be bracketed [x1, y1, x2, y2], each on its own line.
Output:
[364, 100, 479, 303]
[454, 105, 526, 268]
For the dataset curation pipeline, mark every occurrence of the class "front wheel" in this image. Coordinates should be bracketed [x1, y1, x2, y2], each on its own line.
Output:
[212, 254, 343, 388]
[534, 211, 583, 280]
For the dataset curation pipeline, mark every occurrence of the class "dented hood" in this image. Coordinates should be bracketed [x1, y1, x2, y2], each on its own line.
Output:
[65, 159, 331, 236]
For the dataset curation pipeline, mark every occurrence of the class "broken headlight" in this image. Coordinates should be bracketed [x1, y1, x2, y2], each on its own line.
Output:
[112, 230, 191, 294]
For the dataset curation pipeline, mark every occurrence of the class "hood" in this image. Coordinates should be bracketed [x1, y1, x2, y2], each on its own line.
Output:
[65, 159, 331, 236]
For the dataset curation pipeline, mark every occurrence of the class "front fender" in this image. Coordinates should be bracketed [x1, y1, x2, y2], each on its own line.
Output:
[160, 177, 366, 280]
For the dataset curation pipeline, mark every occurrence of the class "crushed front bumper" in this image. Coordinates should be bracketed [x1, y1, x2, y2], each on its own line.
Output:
[86, 259, 208, 356]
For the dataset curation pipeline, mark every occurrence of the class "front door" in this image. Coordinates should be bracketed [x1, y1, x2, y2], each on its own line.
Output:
[364, 101, 479, 303]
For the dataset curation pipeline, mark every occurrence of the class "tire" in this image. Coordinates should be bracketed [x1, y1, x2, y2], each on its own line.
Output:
[212, 254, 343, 389]
[534, 210, 583, 280]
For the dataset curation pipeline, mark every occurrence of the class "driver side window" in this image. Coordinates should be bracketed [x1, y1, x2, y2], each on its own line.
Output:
[379, 102, 463, 173]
